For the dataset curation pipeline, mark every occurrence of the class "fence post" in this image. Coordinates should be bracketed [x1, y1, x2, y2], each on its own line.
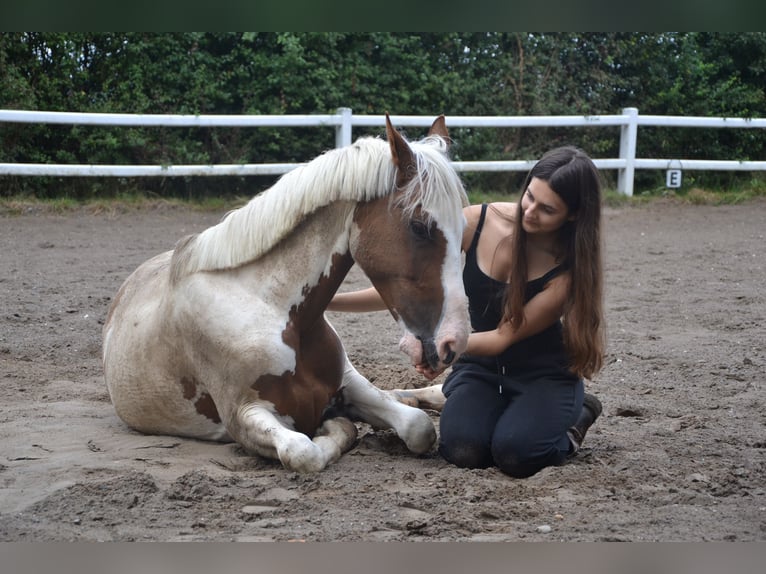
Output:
[336, 107, 352, 148]
[618, 107, 638, 196]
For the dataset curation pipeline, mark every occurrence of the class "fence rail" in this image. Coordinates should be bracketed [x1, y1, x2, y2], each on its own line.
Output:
[2, 107, 765, 196]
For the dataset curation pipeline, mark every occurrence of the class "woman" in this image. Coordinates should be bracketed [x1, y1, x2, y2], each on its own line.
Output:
[329, 146, 605, 478]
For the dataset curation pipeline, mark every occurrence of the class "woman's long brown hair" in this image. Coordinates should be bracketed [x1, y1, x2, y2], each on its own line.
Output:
[504, 146, 605, 379]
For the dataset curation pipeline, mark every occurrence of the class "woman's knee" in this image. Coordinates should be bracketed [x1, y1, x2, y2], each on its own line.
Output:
[439, 438, 493, 469]
[491, 437, 563, 478]
[494, 455, 544, 478]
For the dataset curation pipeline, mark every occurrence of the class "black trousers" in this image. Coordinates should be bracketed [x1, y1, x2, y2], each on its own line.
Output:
[439, 362, 583, 478]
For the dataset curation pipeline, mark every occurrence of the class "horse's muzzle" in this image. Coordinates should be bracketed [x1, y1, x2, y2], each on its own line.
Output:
[419, 336, 453, 370]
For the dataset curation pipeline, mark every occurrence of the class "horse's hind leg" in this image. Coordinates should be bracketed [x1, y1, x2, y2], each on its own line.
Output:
[339, 357, 436, 454]
[390, 384, 446, 412]
[230, 402, 357, 473]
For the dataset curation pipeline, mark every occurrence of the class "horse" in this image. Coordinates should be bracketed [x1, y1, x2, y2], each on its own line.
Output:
[102, 115, 470, 473]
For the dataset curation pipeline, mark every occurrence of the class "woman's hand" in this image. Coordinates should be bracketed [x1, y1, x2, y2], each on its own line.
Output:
[415, 361, 447, 381]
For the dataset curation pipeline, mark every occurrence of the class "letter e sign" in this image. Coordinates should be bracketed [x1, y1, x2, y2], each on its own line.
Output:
[666, 169, 682, 188]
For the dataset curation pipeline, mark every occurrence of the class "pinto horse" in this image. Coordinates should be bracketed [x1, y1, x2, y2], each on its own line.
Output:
[102, 115, 470, 472]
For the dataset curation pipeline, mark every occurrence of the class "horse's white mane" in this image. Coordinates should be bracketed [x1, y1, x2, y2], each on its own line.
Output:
[170, 132, 467, 281]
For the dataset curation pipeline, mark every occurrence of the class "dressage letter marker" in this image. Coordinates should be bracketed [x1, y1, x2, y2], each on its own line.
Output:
[666, 169, 682, 188]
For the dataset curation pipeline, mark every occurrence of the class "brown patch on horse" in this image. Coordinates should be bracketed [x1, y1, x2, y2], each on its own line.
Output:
[194, 392, 221, 424]
[250, 252, 353, 436]
[250, 371, 343, 437]
[180, 376, 196, 400]
[179, 376, 221, 424]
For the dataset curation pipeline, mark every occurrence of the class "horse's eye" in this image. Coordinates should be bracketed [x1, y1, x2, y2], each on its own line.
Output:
[410, 219, 431, 241]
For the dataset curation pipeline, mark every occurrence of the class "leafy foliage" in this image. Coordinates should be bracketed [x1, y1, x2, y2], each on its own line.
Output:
[1, 32, 764, 199]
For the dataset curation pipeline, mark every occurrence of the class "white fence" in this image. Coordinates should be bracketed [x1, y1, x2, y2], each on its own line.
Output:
[2, 106, 766, 196]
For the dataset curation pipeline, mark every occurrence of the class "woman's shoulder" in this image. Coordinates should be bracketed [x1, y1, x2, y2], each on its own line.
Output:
[487, 201, 517, 222]
[464, 202, 517, 224]
[463, 202, 517, 251]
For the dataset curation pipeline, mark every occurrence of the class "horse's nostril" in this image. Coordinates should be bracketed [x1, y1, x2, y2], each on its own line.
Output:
[444, 345, 455, 365]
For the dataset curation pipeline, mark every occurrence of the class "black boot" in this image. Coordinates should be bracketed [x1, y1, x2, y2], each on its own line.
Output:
[568, 393, 603, 455]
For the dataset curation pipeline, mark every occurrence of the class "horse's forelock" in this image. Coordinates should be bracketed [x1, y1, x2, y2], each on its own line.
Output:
[394, 135, 468, 232]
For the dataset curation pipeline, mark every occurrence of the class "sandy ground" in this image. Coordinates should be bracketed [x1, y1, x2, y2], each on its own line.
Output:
[0, 198, 764, 542]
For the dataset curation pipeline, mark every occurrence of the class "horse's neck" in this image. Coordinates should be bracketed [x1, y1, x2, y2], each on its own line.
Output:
[295, 249, 355, 329]
[240, 201, 357, 325]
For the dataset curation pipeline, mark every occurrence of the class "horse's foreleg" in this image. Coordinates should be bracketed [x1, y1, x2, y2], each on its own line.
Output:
[390, 384, 446, 412]
[339, 358, 436, 454]
[231, 403, 357, 473]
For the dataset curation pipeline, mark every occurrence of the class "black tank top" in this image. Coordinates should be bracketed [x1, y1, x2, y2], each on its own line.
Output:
[459, 204, 574, 377]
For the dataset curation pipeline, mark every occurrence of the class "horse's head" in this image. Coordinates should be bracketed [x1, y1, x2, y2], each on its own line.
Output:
[350, 115, 470, 371]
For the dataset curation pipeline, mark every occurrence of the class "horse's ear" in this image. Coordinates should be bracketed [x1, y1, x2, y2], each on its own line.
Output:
[385, 113, 417, 185]
[427, 115, 450, 148]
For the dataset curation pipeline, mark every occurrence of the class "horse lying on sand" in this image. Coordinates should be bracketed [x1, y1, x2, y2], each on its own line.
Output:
[102, 115, 470, 472]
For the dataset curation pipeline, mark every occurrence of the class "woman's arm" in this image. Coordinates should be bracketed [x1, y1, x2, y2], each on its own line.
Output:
[327, 286, 387, 312]
[415, 274, 570, 380]
[466, 272, 570, 356]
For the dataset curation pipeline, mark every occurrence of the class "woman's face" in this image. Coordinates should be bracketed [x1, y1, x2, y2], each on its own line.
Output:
[520, 177, 572, 235]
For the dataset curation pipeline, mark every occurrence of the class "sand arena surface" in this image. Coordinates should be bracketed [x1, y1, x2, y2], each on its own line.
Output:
[1, 199, 764, 541]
